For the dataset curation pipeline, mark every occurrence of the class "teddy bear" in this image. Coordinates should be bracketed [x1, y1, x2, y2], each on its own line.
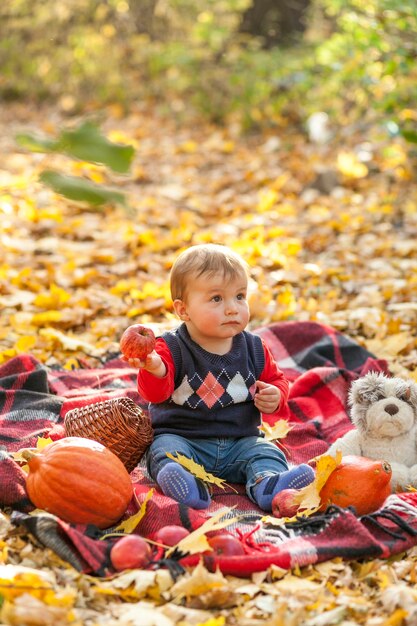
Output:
[326, 371, 417, 492]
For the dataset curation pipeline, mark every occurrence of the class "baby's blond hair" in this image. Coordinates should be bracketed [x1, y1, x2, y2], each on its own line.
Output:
[170, 244, 249, 301]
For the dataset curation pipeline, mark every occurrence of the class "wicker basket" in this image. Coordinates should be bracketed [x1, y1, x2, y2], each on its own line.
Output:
[64, 397, 153, 473]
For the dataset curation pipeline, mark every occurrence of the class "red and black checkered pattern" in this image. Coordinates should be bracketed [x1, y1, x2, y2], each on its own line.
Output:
[4, 321, 410, 578]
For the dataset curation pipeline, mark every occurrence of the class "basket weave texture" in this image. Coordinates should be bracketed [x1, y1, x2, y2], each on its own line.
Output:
[64, 397, 153, 473]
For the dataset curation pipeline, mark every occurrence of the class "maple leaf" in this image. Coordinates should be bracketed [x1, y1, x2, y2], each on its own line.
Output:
[106, 488, 154, 536]
[259, 419, 292, 441]
[166, 453, 228, 490]
[292, 451, 342, 511]
[262, 452, 342, 525]
[166, 508, 242, 558]
[94, 569, 173, 600]
[12, 437, 53, 471]
[169, 559, 233, 606]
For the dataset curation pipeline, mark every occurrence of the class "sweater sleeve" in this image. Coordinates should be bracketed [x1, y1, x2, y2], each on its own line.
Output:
[259, 338, 290, 412]
[137, 337, 176, 403]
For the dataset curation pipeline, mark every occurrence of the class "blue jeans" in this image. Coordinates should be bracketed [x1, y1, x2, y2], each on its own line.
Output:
[146, 434, 289, 504]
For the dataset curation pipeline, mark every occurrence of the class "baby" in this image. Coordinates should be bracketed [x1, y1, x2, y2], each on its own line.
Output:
[126, 243, 314, 511]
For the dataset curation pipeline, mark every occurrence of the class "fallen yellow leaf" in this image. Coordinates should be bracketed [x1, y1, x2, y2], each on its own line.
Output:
[166, 508, 241, 558]
[259, 419, 292, 441]
[166, 453, 229, 490]
[108, 488, 154, 536]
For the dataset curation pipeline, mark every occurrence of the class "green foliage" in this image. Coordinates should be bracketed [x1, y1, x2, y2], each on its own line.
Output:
[16, 119, 134, 208]
[311, 0, 417, 122]
[16, 121, 134, 173]
[39, 171, 127, 207]
[1, 0, 416, 133]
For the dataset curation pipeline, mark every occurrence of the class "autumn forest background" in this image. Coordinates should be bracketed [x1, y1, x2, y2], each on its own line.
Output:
[1, 0, 417, 373]
[1, 0, 417, 623]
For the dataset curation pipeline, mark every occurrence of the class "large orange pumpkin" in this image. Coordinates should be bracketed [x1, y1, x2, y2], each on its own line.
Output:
[22, 437, 133, 529]
[319, 455, 392, 516]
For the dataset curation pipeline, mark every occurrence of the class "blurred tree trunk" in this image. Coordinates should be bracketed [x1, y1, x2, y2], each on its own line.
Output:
[129, 0, 158, 36]
[240, 0, 310, 47]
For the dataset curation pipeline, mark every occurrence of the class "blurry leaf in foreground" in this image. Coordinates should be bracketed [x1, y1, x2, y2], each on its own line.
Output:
[40, 171, 126, 207]
[1, 593, 75, 626]
[169, 559, 233, 607]
[0, 564, 54, 600]
[17, 121, 135, 173]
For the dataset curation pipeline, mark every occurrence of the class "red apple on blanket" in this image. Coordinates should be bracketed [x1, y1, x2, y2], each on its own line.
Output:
[206, 533, 245, 556]
[272, 488, 301, 518]
[152, 525, 191, 547]
[110, 534, 152, 571]
[120, 324, 156, 360]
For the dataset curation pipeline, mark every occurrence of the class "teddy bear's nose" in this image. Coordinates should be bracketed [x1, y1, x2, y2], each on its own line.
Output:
[384, 403, 399, 416]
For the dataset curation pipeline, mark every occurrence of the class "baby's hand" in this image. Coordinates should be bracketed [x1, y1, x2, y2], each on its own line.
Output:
[122, 351, 166, 377]
[254, 381, 281, 414]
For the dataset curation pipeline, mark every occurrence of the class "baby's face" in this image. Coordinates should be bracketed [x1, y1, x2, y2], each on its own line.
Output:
[180, 271, 250, 347]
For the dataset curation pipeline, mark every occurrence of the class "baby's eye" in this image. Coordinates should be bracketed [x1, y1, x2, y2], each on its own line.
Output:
[237, 293, 246, 300]
[211, 295, 222, 302]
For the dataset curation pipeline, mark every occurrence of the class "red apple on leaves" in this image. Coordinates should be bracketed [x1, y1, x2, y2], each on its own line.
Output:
[206, 533, 245, 557]
[152, 525, 191, 547]
[271, 488, 301, 518]
[120, 324, 156, 360]
[110, 534, 152, 571]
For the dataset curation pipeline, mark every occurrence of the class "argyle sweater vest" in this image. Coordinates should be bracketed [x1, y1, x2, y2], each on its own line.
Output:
[150, 324, 266, 438]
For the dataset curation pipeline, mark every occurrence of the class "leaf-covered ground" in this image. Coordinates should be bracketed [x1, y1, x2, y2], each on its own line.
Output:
[1, 102, 417, 625]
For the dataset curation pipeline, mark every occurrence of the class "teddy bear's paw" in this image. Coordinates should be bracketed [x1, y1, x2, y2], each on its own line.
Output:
[407, 464, 417, 489]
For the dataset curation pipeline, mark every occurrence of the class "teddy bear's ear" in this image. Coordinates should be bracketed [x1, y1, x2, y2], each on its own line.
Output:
[406, 382, 417, 405]
[348, 383, 366, 406]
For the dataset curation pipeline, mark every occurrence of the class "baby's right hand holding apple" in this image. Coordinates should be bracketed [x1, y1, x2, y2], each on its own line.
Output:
[125, 352, 166, 377]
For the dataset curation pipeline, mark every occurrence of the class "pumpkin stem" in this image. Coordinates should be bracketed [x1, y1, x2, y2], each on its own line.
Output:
[20, 449, 42, 468]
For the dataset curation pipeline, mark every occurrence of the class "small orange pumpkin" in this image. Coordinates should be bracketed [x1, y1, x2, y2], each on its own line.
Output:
[319, 455, 392, 516]
[22, 437, 133, 529]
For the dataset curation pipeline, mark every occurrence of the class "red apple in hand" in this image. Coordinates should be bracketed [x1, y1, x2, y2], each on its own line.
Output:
[120, 324, 156, 360]
[110, 534, 152, 571]
[271, 488, 301, 518]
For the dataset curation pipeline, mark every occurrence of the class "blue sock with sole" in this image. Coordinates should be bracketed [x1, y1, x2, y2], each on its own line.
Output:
[254, 464, 315, 511]
[157, 462, 211, 509]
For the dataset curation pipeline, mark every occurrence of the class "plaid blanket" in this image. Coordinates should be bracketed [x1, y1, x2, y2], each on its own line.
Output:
[4, 320, 416, 578]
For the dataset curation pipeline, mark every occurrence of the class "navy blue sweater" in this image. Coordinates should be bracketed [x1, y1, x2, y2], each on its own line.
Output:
[149, 324, 266, 438]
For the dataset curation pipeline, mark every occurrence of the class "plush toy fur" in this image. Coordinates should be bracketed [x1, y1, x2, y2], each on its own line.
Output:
[327, 371, 417, 492]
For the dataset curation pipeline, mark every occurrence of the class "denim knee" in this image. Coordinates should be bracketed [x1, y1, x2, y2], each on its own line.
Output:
[146, 433, 194, 480]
